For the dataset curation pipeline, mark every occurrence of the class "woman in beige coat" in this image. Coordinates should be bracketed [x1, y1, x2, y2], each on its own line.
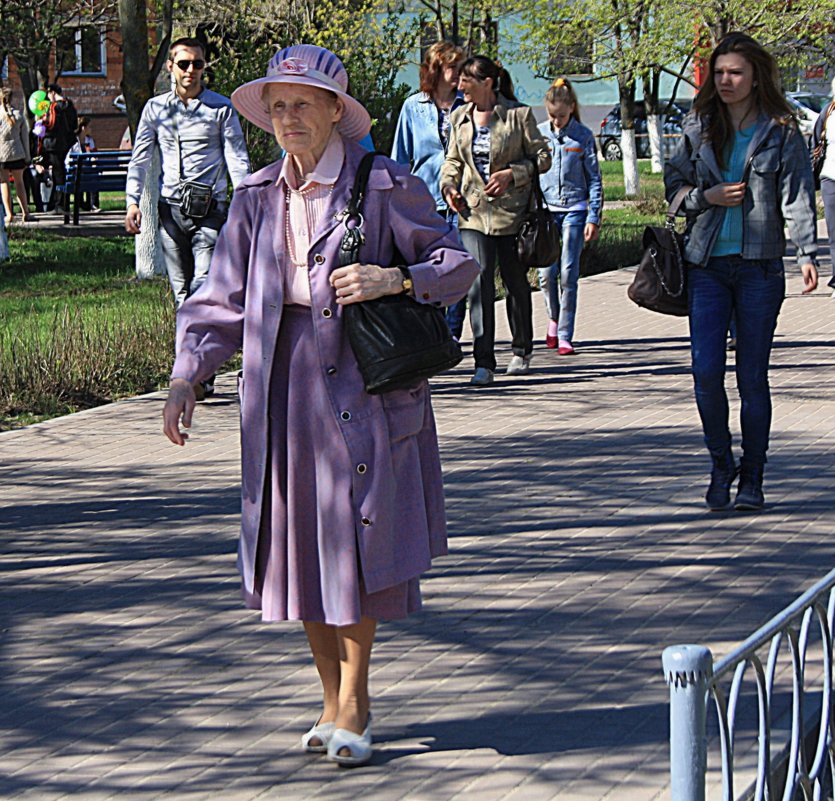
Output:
[0, 89, 33, 224]
[440, 56, 550, 385]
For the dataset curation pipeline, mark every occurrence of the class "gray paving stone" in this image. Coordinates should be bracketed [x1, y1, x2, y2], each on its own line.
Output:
[2, 260, 834, 799]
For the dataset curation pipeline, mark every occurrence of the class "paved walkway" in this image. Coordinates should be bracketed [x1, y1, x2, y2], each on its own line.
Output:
[2, 261, 835, 800]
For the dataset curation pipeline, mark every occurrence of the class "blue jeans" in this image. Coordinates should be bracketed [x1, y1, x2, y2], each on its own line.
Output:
[688, 256, 785, 465]
[158, 201, 228, 309]
[442, 210, 466, 338]
[537, 210, 586, 341]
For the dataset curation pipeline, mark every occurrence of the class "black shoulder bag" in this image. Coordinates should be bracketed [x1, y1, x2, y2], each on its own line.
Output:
[627, 185, 692, 316]
[340, 153, 463, 394]
[516, 156, 560, 268]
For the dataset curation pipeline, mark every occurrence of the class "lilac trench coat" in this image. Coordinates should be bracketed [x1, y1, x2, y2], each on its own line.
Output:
[171, 138, 479, 598]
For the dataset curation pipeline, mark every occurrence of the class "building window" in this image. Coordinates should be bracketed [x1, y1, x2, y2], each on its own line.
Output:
[56, 26, 105, 76]
[549, 36, 593, 76]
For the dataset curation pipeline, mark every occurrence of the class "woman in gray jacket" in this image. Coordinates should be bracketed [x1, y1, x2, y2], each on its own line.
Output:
[664, 32, 818, 512]
[0, 89, 33, 224]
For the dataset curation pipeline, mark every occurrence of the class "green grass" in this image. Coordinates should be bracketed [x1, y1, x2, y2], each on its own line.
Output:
[0, 229, 176, 430]
[601, 160, 666, 202]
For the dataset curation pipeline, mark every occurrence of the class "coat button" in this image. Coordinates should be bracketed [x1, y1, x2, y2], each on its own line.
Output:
[341, 410, 351, 421]
[326, 366, 337, 376]
[314, 254, 325, 264]
[357, 463, 367, 474]
[361, 517, 372, 526]
[422, 292, 430, 300]
[322, 308, 333, 318]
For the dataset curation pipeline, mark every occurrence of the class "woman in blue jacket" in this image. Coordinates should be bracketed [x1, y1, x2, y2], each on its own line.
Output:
[537, 78, 603, 354]
[392, 42, 466, 336]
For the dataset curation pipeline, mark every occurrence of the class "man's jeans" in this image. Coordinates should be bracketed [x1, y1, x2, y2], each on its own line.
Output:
[460, 229, 533, 372]
[537, 210, 586, 341]
[158, 201, 228, 309]
[688, 256, 785, 465]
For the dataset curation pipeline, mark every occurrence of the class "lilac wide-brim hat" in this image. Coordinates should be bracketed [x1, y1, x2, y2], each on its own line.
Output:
[231, 44, 372, 141]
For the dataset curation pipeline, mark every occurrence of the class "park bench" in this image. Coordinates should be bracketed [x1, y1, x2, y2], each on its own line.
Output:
[63, 150, 132, 225]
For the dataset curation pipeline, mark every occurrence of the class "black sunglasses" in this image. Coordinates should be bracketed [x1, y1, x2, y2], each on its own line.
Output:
[175, 59, 205, 71]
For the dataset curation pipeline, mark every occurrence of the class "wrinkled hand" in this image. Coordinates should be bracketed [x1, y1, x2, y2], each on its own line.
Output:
[162, 378, 196, 445]
[443, 187, 468, 213]
[801, 262, 819, 294]
[704, 182, 747, 207]
[584, 223, 600, 243]
[125, 204, 142, 234]
[484, 168, 513, 197]
[330, 263, 402, 304]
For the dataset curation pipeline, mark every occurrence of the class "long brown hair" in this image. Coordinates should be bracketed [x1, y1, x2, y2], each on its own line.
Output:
[419, 41, 465, 96]
[0, 88, 16, 127]
[459, 55, 517, 102]
[693, 32, 794, 165]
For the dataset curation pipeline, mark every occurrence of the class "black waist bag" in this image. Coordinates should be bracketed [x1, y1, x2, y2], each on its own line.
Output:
[341, 153, 463, 394]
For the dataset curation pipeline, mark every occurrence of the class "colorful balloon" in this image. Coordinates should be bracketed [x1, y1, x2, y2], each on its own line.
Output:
[33, 120, 46, 138]
[35, 100, 50, 117]
[28, 90, 47, 114]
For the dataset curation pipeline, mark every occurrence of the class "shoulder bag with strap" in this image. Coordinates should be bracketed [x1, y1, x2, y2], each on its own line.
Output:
[340, 152, 463, 394]
[627, 185, 692, 316]
[173, 118, 224, 218]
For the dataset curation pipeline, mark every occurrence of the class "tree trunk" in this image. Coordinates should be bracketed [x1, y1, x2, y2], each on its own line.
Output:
[135, 149, 165, 279]
[621, 130, 639, 196]
[618, 80, 639, 196]
[118, 0, 153, 140]
[646, 114, 664, 173]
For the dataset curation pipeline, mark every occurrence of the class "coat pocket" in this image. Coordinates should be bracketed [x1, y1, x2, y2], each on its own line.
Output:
[381, 384, 427, 441]
[751, 146, 780, 175]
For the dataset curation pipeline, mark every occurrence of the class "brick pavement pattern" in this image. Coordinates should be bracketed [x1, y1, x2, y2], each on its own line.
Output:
[2, 262, 834, 800]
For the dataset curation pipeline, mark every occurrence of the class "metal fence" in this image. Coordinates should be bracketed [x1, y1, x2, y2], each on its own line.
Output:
[662, 568, 835, 801]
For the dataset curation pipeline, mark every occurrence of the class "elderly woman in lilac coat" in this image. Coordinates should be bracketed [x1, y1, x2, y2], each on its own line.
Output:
[162, 45, 477, 767]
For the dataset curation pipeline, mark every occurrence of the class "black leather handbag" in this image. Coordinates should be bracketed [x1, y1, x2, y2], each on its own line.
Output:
[811, 102, 833, 190]
[340, 153, 463, 394]
[516, 158, 560, 268]
[627, 186, 692, 317]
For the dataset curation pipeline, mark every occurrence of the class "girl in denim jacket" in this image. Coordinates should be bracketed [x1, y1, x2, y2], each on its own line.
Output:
[537, 78, 603, 354]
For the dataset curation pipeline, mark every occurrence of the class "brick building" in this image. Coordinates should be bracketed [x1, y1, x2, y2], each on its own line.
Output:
[3, 18, 128, 150]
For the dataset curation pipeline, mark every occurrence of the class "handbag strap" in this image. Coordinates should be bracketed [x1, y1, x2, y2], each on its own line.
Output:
[665, 184, 694, 229]
[525, 156, 547, 214]
[339, 151, 384, 267]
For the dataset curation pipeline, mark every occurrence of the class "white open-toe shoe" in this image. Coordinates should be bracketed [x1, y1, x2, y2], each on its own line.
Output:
[327, 715, 372, 767]
[301, 720, 336, 753]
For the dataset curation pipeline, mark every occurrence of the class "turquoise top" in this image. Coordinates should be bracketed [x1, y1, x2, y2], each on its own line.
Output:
[712, 122, 760, 257]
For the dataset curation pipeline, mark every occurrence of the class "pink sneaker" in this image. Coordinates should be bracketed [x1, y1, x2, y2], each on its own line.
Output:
[545, 334, 558, 349]
[558, 340, 575, 355]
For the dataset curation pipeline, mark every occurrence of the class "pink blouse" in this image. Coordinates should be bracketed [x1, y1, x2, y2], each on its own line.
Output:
[278, 132, 345, 306]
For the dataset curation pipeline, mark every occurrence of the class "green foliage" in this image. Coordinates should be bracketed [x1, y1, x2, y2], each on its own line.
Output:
[299, 0, 418, 152]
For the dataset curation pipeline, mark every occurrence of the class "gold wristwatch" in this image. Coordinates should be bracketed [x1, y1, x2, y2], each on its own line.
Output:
[396, 265, 413, 293]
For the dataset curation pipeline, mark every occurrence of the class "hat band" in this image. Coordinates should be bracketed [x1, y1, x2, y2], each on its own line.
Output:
[271, 58, 344, 94]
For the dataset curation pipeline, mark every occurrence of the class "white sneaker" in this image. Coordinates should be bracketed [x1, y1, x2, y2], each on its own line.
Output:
[505, 355, 532, 375]
[470, 367, 494, 386]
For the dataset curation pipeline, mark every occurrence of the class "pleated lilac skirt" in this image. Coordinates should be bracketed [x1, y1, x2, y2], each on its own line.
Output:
[243, 304, 421, 626]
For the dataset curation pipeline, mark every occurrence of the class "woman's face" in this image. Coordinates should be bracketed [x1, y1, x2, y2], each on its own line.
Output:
[547, 101, 574, 131]
[440, 60, 463, 90]
[266, 83, 343, 161]
[458, 71, 494, 107]
[713, 53, 755, 109]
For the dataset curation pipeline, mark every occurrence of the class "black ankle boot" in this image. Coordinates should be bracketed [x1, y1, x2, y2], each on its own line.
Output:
[706, 449, 738, 510]
[735, 461, 764, 511]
